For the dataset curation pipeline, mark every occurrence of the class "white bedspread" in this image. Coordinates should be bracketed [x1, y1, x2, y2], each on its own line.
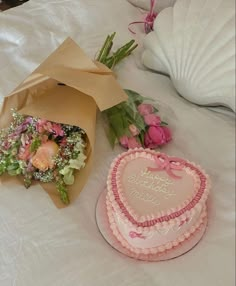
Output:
[0, 1, 235, 286]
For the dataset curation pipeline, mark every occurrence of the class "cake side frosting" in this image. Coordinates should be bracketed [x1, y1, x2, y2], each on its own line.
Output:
[106, 194, 207, 255]
[106, 148, 210, 255]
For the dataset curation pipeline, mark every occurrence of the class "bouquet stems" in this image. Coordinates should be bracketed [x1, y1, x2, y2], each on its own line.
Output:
[96, 32, 138, 69]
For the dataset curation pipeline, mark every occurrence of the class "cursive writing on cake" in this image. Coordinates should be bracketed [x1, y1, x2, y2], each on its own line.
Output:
[127, 168, 176, 200]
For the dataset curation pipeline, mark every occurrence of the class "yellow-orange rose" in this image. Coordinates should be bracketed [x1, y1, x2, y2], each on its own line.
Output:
[31, 141, 59, 171]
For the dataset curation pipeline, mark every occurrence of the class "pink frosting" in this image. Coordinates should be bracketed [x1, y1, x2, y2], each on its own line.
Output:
[107, 148, 210, 227]
[106, 193, 208, 255]
[105, 148, 210, 256]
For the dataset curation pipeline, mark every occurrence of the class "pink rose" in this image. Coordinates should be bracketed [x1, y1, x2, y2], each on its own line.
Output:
[162, 126, 172, 142]
[129, 124, 139, 136]
[127, 137, 142, 149]
[144, 126, 166, 148]
[137, 103, 154, 116]
[144, 114, 161, 126]
[119, 136, 129, 148]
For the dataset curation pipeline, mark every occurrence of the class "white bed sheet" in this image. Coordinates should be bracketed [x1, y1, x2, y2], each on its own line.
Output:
[0, 1, 235, 286]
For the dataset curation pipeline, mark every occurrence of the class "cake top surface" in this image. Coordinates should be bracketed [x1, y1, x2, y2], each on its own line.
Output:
[122, 156, 195, 215]
[108, 149, 209, 225]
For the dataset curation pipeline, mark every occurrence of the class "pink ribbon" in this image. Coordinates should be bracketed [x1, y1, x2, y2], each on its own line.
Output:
[129, 0, 157, 34]
[129, 231, 146, 239]
[148, 154, 185, 179]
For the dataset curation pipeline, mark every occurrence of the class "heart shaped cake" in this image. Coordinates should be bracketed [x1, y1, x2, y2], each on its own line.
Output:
[106, 148, 210, 257]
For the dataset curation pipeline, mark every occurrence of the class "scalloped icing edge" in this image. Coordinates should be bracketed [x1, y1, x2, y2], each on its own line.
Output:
[107, 148, 210, 228]
[107, 197, 208, 256]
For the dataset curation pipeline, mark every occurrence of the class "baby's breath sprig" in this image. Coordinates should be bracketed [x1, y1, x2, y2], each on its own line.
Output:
[34, 169, 54, 183]
[11, 109, 24, 126]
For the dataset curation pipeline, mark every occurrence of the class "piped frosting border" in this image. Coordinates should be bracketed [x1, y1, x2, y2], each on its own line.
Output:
[107, 148, 210, 228]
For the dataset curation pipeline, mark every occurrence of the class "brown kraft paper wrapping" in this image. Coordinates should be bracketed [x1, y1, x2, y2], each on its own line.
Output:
[0, 37, 128, 208]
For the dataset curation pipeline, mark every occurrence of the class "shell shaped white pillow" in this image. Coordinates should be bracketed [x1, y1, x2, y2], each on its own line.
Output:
[127, 0, 176, 13]
[142, 0, 236, 112]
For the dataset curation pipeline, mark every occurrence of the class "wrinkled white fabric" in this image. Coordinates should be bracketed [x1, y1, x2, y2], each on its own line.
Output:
[0, 1, 235, 286]
[127, 0, 176, 12]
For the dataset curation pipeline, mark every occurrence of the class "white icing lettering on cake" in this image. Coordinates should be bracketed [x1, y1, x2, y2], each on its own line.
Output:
[127, 168, 176, 200]
[130, 188, 160, 206]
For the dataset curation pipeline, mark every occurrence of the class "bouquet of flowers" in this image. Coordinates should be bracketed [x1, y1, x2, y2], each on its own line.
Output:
[0, 35, 135, 206]
[103, 89, 171, 149]
[95, 33, 172, 150]
[0, 110, 87, 204]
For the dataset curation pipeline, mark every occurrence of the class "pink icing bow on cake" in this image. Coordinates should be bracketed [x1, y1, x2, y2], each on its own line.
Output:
[148, 153, 185, 179]
[129, 231, 146, 239]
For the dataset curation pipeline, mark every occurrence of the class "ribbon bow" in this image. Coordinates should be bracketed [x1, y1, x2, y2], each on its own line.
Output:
[148, 154, 185, 179]
[128, 0, 157, 34]
[129, 231, 146, 239]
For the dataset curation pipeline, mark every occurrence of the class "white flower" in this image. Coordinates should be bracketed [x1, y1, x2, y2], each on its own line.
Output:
[60, 166, 74, 185]
[68, 154, 86, 170]
[59, 153, 87, 186]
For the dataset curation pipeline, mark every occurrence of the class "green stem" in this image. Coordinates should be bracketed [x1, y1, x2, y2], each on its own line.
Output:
[56, 178, 70, 205]
[113, 39, 136, 56]
[100, 40, 113, 64]
[96, 35, 110, 62]
[111, 42, 138, 68]
[96, 32, 138, 69]
[97, 32, 116, 63]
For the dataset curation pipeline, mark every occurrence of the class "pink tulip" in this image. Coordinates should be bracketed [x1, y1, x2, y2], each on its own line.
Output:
[144, 126, 166, 148]
[127, 137, 142, 149]
[137, 103, 154, 116]
[119, 136, 129, 148]
[144, 114, 161, 126]
[144, 132, 157, 149]
[129, 124, 139, 136]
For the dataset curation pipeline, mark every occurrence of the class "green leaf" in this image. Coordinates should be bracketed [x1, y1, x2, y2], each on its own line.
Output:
[24, 175, 32, 188]
[134, 112, 146, 131]
[0, 165, 6, 175]
[107, 112, 128, 139]
[30, 137, 41, 153]
[7, 163, 19, 171]
[8, 169, 18, 176]
[160, 121, 168, 126]
[124, 89, 157, 109]
[139, 131, 145, 147]
[124, 89, 144, 104]
[153, 106, 159, 113]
